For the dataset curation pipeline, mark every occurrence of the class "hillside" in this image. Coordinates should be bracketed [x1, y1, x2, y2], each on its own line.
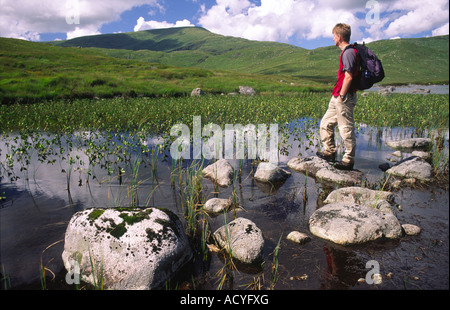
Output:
[0, 37, 326, 104]
[54, 27, 449, 85]
[1, 28, 448, 103]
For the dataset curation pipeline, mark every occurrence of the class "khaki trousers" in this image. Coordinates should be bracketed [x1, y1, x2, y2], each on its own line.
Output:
[319, 94, 357, 164]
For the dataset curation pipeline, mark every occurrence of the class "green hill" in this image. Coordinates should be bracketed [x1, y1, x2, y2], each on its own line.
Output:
[54, 27, 449, 85]
[0, 36, 325, 104]
[1, 27, 448, 103]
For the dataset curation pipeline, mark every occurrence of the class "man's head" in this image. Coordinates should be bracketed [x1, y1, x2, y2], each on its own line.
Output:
[333, 23, 351, 46]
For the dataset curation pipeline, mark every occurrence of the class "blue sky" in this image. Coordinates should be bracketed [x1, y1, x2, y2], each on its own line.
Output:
[1, 0, 449, 49]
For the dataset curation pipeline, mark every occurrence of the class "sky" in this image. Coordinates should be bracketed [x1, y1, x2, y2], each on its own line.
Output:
[0, 0, 448, 49]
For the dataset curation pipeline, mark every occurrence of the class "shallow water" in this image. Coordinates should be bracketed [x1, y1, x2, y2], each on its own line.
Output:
[368, 84, 449, 95]
[0, 123, 448, 290]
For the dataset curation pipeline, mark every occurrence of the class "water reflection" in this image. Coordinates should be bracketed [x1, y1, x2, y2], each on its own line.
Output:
[0, 121, 448, 289]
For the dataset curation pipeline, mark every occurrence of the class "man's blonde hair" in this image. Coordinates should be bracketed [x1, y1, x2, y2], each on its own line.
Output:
[333, 23, 351, 43]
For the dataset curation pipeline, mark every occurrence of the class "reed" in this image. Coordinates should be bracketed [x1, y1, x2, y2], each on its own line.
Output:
[269, 234, 283, 290]
[1, 265, 11, 290]
[180, 159, 205, 238]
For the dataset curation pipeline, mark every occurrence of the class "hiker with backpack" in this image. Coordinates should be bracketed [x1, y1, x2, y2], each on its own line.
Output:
[316, 23, 384, 170]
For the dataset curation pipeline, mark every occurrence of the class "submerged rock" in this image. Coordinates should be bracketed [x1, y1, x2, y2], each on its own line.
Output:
[254, 162, 291, 184]
[308, 203, 403, 245]
[386, 156, 433, 181]
[212, 217, 264, 264]
[287, 231, 311, 245]
[62, 207, 192, 290]
[386, 138, 432, 151]
[202, 159, 234, 187]
[287, 156, 364, 186]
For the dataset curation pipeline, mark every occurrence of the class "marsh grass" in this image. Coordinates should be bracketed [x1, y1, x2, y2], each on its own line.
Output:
[1, 94, 448, 135]
[180, 159, 205, 237]
[39, 239, 64, 290]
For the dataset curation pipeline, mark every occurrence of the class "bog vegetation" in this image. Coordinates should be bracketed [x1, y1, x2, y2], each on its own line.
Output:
[1, 94, 448, 134]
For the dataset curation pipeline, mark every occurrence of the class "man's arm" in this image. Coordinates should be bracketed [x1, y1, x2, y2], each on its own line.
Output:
[339, 71, 353, 101]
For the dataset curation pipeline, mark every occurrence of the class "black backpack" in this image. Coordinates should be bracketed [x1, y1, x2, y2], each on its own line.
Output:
[348, 42, 385, 90]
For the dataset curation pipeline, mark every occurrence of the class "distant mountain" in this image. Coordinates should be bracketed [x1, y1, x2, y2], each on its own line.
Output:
[53, 27, 449, 85]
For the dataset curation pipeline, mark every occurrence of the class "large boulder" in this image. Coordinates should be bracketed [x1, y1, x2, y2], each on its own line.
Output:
[310, 187, 402, 245]
[308, 203, 403, 245]
[323, 187, 396, 213]
[386, 156, 433, 181]
[212, 217, 264, 264]
[202, 159, 234, 187]
[62, 207, 192, 290]
[287, 156, 364, 186]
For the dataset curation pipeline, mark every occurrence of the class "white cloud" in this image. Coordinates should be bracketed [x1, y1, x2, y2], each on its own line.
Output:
[0, 0, 161, 40]
[198, 0, 361, 43]
[66, 26, 101, 40]
[432, 22, 449, 36]
[383, 0, 449, 37]
[198, 0, 449, 44]
[134, 17, 194, 32]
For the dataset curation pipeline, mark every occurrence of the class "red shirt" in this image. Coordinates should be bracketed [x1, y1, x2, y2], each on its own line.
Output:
[332, 47, 358, 97]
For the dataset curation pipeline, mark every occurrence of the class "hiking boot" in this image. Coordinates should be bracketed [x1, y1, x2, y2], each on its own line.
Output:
[334, 161, 354, 171]
[316, 151, 336, 162]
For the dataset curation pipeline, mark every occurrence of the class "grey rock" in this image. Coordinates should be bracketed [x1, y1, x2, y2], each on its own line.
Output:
[213, 217, 264, 264]
[254, 162, 291, 184]
[324, 187, 397, 215]
[308, 203, 403, 245]
[287, 231, 311, 245]
[402, 224, 421, 236]
[191, 88, 205, 97]
[386, 138, 432, 151]
[62, 208, 192, 290]
[287, 156, 364, 186]
[238, 86, 256, 96]
[386, 156, 433, 181]
[202, 159, 234, 187]
[392, 151, 402, 157]
[410, 88, 430, 94]
[204, 198, 233, 214]
[411, 150, 431, 161]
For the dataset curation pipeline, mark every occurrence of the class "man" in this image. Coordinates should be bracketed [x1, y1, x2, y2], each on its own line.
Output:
[317, 23, 358, 171]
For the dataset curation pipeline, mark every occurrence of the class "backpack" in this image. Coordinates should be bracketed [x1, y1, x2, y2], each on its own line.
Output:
[348, 42, 385, 90]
